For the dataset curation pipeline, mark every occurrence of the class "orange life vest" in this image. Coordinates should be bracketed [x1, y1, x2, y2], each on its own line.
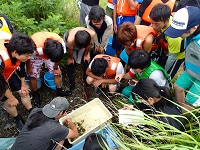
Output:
[0, 39, 20, 81]
[116, 0, 140, 16]
[94, 54, 120, 79]
[142, 0, 176, 23]
[130, 25, 157, 51]
[31, 32, 63, 59]
[108, 0, 114, 4]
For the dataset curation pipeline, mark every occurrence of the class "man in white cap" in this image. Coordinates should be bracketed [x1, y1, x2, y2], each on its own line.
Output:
[11, 97, 79, 150]
[165, 6, 200, 110]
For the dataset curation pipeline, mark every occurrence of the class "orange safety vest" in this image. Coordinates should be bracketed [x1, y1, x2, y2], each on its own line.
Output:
[142, 0, 176, 23]
[130, 25, 157, 51]
[108, 0, 114, 4]
[94, 54, 120, 79]
[116, 0, 140, 16]
[31, 32, 63, 59]
[0, 39, 20, 81]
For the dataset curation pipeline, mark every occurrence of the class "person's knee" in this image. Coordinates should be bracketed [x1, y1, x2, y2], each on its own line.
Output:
[86, 76, 95, 84]
[174, 83, 184, 93]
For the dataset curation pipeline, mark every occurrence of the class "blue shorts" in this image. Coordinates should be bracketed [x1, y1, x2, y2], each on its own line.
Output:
[176, 71, 200, 106]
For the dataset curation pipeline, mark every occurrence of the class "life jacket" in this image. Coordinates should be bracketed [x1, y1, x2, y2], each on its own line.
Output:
[0, 39, 20, 81]
[116, 0, 141, 16]
[131, 25, 157, 51]
[185, 34, 200, 81]
[108, 0, 114, 4]
[0, 14, 15, 40]
[136, 61, 170, 81]
[94, 54, 120, 79]
[31, 32, 63, 59]
[141, 0, 176, 24]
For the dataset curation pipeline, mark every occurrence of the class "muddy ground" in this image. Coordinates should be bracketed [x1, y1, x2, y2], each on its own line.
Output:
[0, 64, 120, 138]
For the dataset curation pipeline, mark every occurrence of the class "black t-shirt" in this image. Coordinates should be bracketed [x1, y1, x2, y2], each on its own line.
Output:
[82, 0, 99, 6]
[175, 0, 200, 11]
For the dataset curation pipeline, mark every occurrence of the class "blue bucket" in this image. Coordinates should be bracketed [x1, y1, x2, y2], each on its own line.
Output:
[105, 36, 116, 56]
[44, 71, 63, 91]
[25, 76, 42, 90]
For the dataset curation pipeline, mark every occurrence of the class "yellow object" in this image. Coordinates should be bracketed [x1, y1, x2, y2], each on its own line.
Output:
[0, 17, 12, 36]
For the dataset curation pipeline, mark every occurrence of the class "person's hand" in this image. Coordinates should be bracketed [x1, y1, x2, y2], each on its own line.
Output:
[20, 83, 30, 95]
[122, 104, 134, 110]
[115, 74, 124, 82]
[114, 23, 118, 33]
[101, 83, 107, 88]
[128, 79, 138, 86]
[84, 54, 90, 63]
[67, 58, 74, 65]
[93, 79, 103, 88]
[8, 97, 19, 107]
[52, 67, 62, 76]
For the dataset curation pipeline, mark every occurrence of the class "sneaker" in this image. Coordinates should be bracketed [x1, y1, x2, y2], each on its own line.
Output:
[33, 92, 41, 107]
[16, 119, 24, 132]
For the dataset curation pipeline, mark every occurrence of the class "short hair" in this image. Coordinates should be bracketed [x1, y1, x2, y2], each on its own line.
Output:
[0, 74, 8, 100]
[128, 49, 151, 70]
[149, 3, 171, 22]
[116, 22, 137, 46]
[43, 40, 64, 62]
[83, 133, 108, 150]
[91, 58, 108, 76]
[7, 32, 36, 55]
[89, 5, 106, 22]
[75, 30, 91, 48]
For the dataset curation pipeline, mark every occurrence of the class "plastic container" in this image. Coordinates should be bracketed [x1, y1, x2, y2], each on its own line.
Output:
[44, 71, 62, 91]
[68, 125, 119, 150]
[25, 76, 42, 90]
[105, 36, 116, 56]
[59, 98, 113, 145]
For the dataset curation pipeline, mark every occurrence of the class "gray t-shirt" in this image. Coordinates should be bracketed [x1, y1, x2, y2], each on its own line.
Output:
[11, 108, 69, 150]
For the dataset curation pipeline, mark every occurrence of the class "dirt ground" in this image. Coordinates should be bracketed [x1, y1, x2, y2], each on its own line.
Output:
[0, 64, 118, 138]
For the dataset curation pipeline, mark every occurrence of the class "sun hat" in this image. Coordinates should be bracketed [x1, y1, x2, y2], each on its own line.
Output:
[165, 6, 200, 38]
[42, 97, 69, 118]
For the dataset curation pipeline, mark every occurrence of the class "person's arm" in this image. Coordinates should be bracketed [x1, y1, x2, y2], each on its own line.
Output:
[84, 30, 95, 62]
[113, 3, 117, 33]
[99, 16, 113, 50]
[67, 41, 74, 64]
[4, 89, 19, 107]
[164, 53, 177, 72]
[143, 34, 154, 53]
[128, 0, 139, 10]
[65, 118, 79, 139]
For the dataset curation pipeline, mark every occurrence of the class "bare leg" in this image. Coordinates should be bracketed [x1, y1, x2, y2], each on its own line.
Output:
[18, 91, 32, 110]
[4, 99, 18, 117]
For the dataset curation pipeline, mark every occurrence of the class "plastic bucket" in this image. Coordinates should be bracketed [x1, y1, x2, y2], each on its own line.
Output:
[44, 71, 62, 91]
[105, 36, 116, 56]
[25, 76, 42, 90]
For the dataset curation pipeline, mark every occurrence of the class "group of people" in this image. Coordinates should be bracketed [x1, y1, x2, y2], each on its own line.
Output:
[0, 0, 200, 149]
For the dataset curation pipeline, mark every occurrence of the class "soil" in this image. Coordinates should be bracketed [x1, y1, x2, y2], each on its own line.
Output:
[0, 64, 119, 138]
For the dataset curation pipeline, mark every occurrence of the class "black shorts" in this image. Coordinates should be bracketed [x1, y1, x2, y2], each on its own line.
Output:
[1, 73, 21, 102]
[111, 33, 124, 50]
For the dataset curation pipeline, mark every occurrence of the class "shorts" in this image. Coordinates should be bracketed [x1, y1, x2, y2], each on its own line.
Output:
[29, 55, 55, 78]
[176, 71, 200, 106]
[1, 73, 21, 102]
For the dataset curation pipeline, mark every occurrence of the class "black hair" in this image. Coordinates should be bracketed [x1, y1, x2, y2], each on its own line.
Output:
[7, 32, 36, 55]
[133, 78, 173, 106]
[91, 58, 108, 76]
[89, 5, 106, 22]
[75, 30, 91, 48]
[0, 74, 8, 100]
[43, 40, 64, 62]
[27, 109, 49, 129]
[128, 49, 151, 70]
[83, 133, 109, 150]
[149, 3, 171, 22]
